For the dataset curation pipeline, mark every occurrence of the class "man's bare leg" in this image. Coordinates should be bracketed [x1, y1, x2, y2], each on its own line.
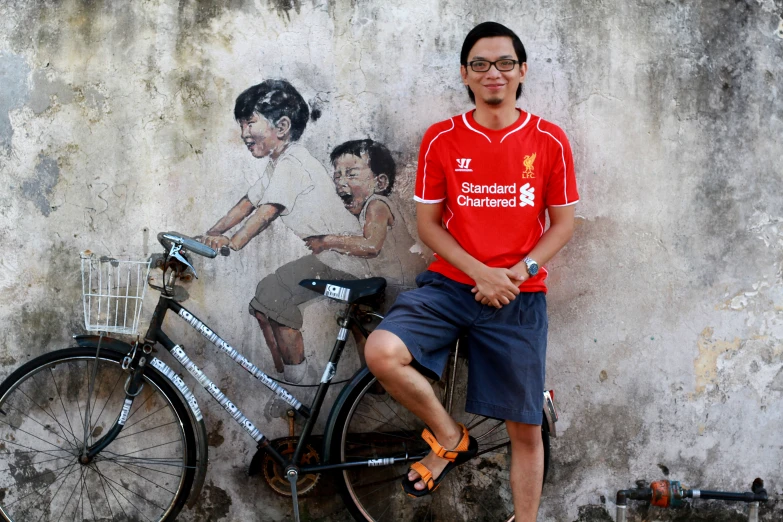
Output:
[364, 330, 462, 491]
[506, 420, 543, 522]
[254, 311, 285, 373]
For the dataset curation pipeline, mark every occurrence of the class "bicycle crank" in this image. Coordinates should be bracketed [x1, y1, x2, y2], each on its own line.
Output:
[258, 436, 321, 496]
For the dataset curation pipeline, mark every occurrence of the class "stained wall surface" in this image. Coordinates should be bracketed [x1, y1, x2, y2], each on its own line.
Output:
[1, 0, 782, 520]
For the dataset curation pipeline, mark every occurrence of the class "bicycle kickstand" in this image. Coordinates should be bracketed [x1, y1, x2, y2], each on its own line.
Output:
[286, 467, 301, 522]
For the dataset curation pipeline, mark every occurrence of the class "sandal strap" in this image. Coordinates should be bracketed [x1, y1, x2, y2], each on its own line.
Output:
[420, 423, 470, 462]
[409, 461, 435, 490]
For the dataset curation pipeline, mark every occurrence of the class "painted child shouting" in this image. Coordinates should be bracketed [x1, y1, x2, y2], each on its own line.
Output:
[304, 139, 425, 288]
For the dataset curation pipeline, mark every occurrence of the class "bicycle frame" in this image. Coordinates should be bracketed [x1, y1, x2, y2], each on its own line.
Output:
[88, 291, 414, 475]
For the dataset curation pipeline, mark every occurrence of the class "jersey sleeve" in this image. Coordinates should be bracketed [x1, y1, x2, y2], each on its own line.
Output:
[414, 121, 452, 204]
[254, 157, 311, 214]
[542, 123, 579, 207]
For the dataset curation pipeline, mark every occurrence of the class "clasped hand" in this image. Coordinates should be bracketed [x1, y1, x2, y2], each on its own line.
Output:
[471, 266, 526, 308]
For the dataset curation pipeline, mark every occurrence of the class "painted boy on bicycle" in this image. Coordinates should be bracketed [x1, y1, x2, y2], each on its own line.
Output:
[364, 22, 578, 521]
[201, 80, 361, 383]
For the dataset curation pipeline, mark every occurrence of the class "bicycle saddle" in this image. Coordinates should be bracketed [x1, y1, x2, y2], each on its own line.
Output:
[299, 277, 387, 303]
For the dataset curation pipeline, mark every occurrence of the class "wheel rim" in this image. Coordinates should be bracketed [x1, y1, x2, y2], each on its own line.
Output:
[339, 369, 518, 521]
[0, 355, 189, 521]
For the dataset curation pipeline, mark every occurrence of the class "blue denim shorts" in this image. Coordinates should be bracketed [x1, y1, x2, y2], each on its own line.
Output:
[377, 271, 547, 425]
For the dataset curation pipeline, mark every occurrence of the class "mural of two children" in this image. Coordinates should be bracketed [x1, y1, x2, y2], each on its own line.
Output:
[201, 79, 425, 383]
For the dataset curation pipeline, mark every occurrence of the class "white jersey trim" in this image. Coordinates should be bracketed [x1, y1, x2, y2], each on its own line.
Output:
[444, 204, 455, 229]
[535, 117, 571, 204]
[462, 113, 492, 143]
[420, 118, 456, 202]
[537, 210, 545, 237]
[500, 112, 532, 143]
[548, 200, 580, 207]
[414, 195, 446, 204]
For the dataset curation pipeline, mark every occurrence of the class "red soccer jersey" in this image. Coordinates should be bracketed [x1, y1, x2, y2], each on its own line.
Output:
[414, 109, 579, 292]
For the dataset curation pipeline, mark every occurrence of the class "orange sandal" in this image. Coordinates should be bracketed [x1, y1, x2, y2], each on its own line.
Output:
[401, 423, 478, 497]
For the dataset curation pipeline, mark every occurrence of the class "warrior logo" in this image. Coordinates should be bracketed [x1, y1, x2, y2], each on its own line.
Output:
[522, 153, 536, 178]
[455, 158, 473, 172]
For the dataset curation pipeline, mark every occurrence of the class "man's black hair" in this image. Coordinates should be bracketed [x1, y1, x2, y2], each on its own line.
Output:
[234, 80, 310, 142]
[460, 22, 527, 103]
[330, 139, 396, 196]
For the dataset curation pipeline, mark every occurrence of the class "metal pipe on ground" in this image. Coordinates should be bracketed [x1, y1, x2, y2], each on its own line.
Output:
[615, 478, 767, 521]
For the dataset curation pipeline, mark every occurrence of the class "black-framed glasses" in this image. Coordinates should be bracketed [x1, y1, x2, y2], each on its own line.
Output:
[467, 59, 519, 72]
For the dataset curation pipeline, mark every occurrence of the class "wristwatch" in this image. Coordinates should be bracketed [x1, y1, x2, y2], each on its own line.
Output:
[523, 257, 539, 277]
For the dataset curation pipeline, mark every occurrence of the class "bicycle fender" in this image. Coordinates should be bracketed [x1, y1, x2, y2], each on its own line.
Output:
[147, 357, 209, 509]
[322, 366, 371, 463]
[72, 334, 135, 354]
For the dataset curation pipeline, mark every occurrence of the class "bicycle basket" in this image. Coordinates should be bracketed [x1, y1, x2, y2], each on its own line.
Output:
[80, 252, 152, 335]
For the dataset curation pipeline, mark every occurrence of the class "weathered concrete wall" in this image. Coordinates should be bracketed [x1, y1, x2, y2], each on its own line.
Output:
[1, 0, 782, 520]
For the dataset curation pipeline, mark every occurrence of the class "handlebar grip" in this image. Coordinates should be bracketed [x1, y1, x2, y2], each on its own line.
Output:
[158, 232, 218, 259]
[219, 246, 231, 256]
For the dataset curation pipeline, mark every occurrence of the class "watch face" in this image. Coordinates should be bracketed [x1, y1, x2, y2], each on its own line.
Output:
[526, 259, 539, 276]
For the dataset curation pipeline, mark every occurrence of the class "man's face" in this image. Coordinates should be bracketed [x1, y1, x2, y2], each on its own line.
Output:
[239, 112, 282, 159]
[333, 153, 378, 216]
[460, 36, 527, 107]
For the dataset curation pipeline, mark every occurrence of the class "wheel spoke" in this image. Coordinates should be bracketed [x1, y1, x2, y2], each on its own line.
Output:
[102, 457, 179, 495]
[88, 369, 124, 443]
[49, 368, 81, 455]
[114, 419, 178, 441]
[14, 387, 79, 450]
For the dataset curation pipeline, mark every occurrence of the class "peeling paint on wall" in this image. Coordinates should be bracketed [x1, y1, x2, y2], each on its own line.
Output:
[0, 51, 30, 153]
[21, 154, 60, 217]
[693, 327, 741, 396]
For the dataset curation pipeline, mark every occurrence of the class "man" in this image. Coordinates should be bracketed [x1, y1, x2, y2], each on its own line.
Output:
[364, 21, 578, 521]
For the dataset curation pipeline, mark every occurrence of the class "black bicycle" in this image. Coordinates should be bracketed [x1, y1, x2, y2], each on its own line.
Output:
[0, 232, 558, 521]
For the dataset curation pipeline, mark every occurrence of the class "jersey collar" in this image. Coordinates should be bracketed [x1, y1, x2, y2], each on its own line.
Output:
[463, 109, 532, 144]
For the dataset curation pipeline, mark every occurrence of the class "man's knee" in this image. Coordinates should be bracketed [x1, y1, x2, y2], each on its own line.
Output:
[506, 421, 543, 449]
[364, 330, 411, 376]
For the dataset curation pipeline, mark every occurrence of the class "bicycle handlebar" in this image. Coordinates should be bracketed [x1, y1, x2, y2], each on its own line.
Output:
[158, 232, 217, 259]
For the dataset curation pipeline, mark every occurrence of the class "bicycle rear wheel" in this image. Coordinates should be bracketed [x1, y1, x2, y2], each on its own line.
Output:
[0, 346, 196, 521]
[328, 364, 550, 522]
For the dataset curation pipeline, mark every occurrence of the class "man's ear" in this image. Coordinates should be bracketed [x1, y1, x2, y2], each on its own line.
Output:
[460, 65, 469, 85]
[275, 116, 292, 138]
[374, 174, 390, 193]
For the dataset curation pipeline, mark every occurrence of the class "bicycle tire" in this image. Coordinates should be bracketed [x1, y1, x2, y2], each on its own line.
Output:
[0, 346, 197, 521]
[326, 365, 550, 522]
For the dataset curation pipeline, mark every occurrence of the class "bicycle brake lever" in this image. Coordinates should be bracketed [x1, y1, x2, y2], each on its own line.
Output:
[169, 243, 199, 279]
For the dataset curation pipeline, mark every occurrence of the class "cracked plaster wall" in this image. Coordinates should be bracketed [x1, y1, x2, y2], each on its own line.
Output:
[1, 0, 782, 520]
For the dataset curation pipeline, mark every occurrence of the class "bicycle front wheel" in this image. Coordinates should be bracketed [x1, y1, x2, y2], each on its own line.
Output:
[328, 366, 550, 522]
[0, 346, 196, 521]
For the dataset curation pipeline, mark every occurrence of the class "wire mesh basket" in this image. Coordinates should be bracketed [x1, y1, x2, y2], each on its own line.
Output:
[80, 252, 152, 335]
